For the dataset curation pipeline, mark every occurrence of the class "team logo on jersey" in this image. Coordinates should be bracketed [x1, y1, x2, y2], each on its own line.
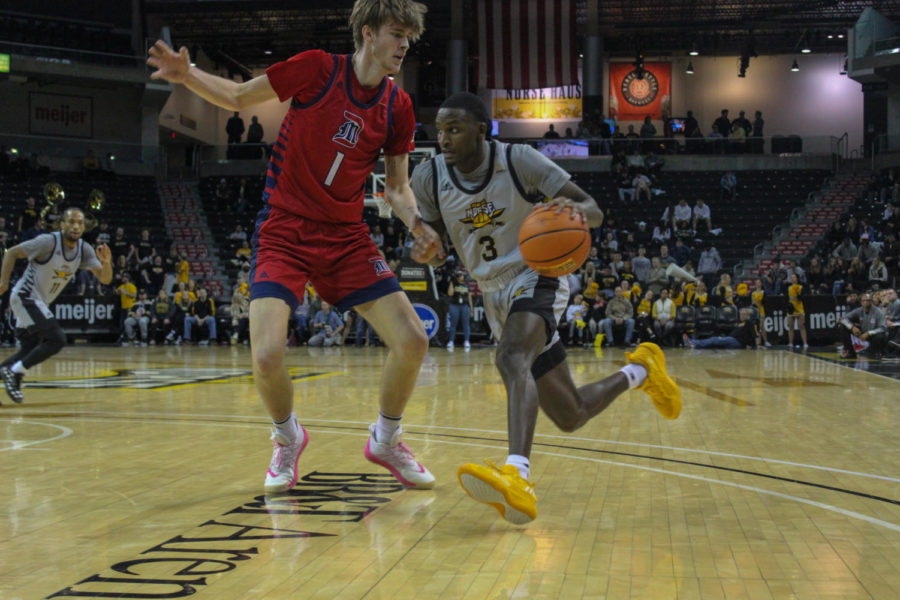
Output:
[512, 286, 534, 300]
[369, 257, 391, 277]
[332, 111, 364, 149]
[460, 199, 505, 230]
[53, 268, 72, 281]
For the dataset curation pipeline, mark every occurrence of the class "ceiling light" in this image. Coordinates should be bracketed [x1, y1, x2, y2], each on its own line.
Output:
[838, 33, 844, 39]
[264, 49, 273, 55]
[686, 61, 694, 74]
[801, 47, 811, 54]
[791, 59, 800, 72]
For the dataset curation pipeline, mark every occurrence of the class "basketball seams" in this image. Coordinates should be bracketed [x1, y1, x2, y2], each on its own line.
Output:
[517, 203, 590, 276]
[521, 232, 590, 264]
[518, 228, 590, 245]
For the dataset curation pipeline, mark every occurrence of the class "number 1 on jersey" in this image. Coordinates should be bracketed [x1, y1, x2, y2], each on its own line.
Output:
[324, 151, 345, 187]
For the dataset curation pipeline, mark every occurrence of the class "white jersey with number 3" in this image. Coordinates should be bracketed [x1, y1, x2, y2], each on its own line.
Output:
[411, 140, 571, 286]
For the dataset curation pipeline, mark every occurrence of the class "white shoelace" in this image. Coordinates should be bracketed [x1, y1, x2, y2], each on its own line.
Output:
[270, 434, 300, 471]
[382, 441, 416, 466]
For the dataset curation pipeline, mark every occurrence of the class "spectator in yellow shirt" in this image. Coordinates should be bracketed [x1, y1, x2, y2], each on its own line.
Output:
[786, 273, 808, 349]
[751, 279, 771, 347]
[176, 257, 190, 285]
[115, 272, 137, 336]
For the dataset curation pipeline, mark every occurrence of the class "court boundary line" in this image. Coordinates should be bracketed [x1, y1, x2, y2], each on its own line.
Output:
[0, 420, 73, 452]
[4, 413, 898, 532]
[7, 408, 896, 484]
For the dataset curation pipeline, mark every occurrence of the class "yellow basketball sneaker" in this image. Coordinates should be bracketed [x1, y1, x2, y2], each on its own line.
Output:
[458, 461, 537, 525]
[625, 342, 682, 419]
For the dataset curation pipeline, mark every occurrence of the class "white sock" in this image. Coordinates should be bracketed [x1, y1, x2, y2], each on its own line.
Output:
[273, 412, 300, 441]
[619, 363, 648, 389]
[375, 411, 401, 444]
[506, 454, 530, 479]
[11, 361, 27, 375]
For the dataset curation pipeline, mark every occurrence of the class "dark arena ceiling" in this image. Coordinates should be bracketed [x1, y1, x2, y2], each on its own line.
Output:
[142, 0, 900, 72]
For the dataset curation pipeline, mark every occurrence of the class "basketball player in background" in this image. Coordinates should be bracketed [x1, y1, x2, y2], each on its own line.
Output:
[786, 272, 809, 349]
[147, 0, 443, 493]
[0, 207, 112, 404]
[410, 92, 682, 525]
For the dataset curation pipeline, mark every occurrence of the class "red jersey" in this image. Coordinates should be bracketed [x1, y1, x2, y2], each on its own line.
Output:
[264, 50, 416, 224]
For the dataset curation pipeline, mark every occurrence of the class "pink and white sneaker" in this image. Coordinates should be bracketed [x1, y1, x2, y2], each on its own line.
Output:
[364, 424, 435, 489]
[264, 423, 309, 493]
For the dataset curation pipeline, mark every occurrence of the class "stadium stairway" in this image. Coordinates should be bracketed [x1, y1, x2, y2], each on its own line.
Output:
[158, 180, 228, 298]
[737, 172, 868, 284]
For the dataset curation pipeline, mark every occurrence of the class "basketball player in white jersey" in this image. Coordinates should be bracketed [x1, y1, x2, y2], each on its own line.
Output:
[0, 207, 112, 403]
[410, 92, 682, 525]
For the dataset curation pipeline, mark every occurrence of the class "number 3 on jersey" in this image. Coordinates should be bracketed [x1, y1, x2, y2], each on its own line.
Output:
[324, 151, 345, 187]
[479, 235, 498, 261]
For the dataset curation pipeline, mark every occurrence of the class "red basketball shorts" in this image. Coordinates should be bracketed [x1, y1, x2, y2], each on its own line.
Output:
[249, 205, 400, 311]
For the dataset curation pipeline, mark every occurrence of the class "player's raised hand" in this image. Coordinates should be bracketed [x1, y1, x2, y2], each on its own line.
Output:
[95, 243, 112, 264]
[147, 40, 191, 84]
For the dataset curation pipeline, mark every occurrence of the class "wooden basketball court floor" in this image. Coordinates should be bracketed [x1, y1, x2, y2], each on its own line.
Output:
[0, 344, 898, 600]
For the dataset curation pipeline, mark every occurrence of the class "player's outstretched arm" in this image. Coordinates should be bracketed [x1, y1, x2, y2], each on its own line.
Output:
[147, 40, 277, 111]
[384, 154, 445, 261]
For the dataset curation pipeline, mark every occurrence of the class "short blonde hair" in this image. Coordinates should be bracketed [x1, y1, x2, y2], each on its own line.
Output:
[349, 0, 427, 51]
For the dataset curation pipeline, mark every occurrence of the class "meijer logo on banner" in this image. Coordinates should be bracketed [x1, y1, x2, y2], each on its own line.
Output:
[29, 92, 93, 138]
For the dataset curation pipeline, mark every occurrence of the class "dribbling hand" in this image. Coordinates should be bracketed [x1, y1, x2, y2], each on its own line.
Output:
[542, 196, 604, 228]
[541, 197, 585, 225]
[147, 40, 191, 84]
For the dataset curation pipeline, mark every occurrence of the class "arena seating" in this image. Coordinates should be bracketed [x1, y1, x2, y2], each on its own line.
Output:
[570, 169, 829, 269]
[0, 13, 133, 64]
[0, 172, 164, 245]
[197, 176, 264, 283]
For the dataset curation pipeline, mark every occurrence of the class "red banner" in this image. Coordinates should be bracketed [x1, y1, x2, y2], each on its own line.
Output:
[609, 62, 672, 121]
[474, 0, 578, 90]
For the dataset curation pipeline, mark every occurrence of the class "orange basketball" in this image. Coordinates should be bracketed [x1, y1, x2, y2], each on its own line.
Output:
[518, 205, 591, 277]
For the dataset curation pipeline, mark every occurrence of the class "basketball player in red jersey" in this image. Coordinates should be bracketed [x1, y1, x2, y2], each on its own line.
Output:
[147, 0, 442, 493]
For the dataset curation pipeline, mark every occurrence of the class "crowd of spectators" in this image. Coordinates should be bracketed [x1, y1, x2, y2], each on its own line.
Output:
[788, 171, 899, 298]
[4, 143, 898, 354]
[565, 107, 766, 156]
